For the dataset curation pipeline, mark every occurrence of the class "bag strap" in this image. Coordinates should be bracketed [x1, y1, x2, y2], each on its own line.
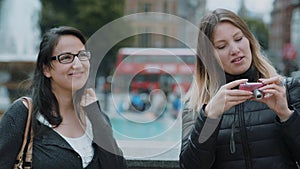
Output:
[14, 97, 33, 169]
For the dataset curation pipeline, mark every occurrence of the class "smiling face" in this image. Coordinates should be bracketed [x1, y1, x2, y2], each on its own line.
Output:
[213, 22, 252, 75]
[43, 35, 90, 94]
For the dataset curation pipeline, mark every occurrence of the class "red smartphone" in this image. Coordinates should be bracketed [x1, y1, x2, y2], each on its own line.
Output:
[239, 82, 265, 91]
[239, 82, 265, 100]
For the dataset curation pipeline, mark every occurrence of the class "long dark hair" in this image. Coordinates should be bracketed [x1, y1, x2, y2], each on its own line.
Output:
[31, 26, 86, 129]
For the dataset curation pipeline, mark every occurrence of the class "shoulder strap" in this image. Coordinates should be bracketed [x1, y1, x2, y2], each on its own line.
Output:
[14, 97, 33, 169]
[23, 97, 33, 169]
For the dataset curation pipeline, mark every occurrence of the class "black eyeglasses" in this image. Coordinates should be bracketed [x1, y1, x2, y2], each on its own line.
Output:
[51, 50, 91, 64]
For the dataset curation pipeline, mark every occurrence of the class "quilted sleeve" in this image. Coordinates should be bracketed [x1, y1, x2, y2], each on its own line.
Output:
[279, 77, 300, 164]
[179, 104, 221, 169]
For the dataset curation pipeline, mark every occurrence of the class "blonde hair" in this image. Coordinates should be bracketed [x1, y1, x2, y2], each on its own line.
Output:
[185, 8, 278, 112]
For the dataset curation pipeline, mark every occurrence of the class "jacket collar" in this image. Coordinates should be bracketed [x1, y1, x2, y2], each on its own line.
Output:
[36, 124, 74, 150]
[225, 66, 260, 83]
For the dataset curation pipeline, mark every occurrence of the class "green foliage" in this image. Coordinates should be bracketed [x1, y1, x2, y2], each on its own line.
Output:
[243, 17, 269, 50]
[74, 0, 125, 37]
[40, 0, 125, 37]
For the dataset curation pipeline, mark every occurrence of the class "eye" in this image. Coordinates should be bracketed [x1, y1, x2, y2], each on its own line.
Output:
[235, 36, 243, 42]
[78, 51, 91, 60]
[59, 54, 73, 62]
[216, 44, 226, 50]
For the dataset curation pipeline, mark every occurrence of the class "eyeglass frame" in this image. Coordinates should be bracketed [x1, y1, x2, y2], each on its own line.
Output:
[51, 50, 91, 64]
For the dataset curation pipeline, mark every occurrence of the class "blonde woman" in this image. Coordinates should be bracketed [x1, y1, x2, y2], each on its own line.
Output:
[180, 9, 300, 169]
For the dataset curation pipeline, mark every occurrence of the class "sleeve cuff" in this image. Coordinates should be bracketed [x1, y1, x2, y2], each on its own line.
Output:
[276, 109, 297, 126]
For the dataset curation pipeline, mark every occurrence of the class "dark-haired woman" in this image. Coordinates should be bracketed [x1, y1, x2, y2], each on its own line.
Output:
[0, 26, 127, 169]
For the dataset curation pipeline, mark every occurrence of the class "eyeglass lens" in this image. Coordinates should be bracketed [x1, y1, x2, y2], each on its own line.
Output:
[59, 51, 90, 63]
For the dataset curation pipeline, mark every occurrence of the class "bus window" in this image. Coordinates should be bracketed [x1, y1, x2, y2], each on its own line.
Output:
[115, 48, 195, 93]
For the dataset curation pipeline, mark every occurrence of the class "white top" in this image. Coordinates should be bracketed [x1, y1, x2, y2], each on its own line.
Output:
[37, 114, 94, 168]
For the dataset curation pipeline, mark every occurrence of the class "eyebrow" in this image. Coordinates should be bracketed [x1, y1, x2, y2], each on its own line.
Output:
[55, 50, 84, 56]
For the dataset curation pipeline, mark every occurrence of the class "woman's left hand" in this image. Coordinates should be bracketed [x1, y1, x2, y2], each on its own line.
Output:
[80, 88, 98, 106]
[258, 76, 293, 121]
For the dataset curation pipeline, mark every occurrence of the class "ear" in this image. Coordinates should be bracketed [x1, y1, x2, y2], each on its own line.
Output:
[43, 65, 51, 78]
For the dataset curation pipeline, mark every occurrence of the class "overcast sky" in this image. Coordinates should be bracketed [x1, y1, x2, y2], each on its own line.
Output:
[206, 0, 275, 23]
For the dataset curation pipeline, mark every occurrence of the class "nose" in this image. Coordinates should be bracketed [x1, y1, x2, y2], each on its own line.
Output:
[229, 44, 240, 56]
[71, 56, 83, 68]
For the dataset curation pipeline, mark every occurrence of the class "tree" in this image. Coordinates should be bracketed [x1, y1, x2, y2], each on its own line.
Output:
[41, 0, 124, 37]
[243, 17, 269, 50]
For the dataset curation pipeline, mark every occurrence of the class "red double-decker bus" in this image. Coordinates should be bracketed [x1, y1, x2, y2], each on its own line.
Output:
[112, 48, 195, 94]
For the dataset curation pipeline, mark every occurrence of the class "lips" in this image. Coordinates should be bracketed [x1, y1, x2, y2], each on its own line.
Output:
[231, 56, 244, 63]
[69, 71, 84, 76]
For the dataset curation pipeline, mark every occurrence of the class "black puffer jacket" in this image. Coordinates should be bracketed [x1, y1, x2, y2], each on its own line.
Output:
[180, 77, 300, 169]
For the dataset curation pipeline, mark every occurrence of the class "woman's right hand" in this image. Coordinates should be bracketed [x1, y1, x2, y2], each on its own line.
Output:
[80, 88, 98, 107]
[204, 79, 253, 119]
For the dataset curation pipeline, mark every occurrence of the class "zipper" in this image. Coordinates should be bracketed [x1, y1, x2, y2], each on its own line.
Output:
[230, 107, 238, 154]
[238, 103, 252, 169]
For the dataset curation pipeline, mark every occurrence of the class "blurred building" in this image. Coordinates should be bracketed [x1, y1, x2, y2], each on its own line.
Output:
[124, 0, 206, 48]
[269, 0, 300, 73]
[237, 0, 248, 18]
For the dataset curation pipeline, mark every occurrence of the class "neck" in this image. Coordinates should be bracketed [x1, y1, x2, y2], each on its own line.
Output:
[53, 92, 84, 126]
[225, 66, 260, 83]
[53, 90, 75, 113]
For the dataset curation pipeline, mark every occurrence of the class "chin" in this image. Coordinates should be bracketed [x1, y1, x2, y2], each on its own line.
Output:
[227, 69, 249, 75]
[72, 83, 86, 91]
[235, 65, 251, 75]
